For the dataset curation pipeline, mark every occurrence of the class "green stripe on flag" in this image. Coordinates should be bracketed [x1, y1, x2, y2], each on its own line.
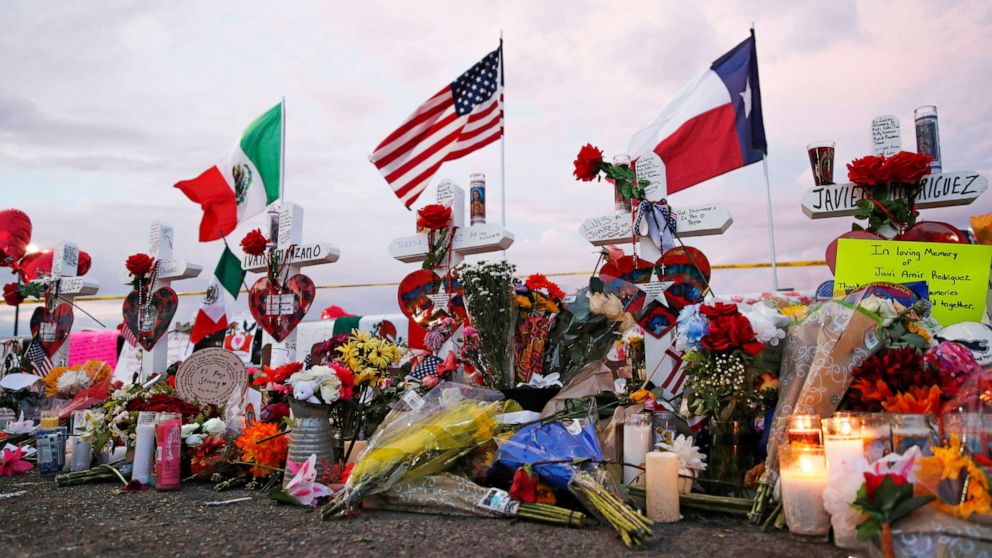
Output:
[215, 246, 246, 299]
[332, 316, 362, 336]
[240, 103, 282, 204]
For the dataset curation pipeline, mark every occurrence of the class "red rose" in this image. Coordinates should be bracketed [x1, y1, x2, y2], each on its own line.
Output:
[509, 466, 538, 503]
[240, 229, 268, 256]
[883, 151, 932, 185]
[573, 143, 604, 182]
[416, 204, 453, 231]
[2, 283, 23, 306]
[863, 471, 908, 504]
[264, 402, 290, 423]
[847, 155, 888, 187]
[700, 302, 739, 319]
[125, 253, 155, 277]
[701, 327, 732, 352]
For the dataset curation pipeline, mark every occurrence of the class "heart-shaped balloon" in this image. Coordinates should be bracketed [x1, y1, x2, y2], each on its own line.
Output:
[123, 287, 179, 351]
[249, 274, 316, 342]
[397, 269, 467, 329]
[825, 230, 883, 275]
[30, 304, 74, 357]
[0, 209, 31, 267]
[19, 248, 92, 281]
[897, 221, 968, 244]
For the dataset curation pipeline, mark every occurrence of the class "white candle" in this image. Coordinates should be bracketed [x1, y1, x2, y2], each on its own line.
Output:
[780, 448, 830, 536]
[645, 451, 680, 522]
[131, 412, 157, 484]
[623, 417, 652, 485]
[70, 439, 93, 472]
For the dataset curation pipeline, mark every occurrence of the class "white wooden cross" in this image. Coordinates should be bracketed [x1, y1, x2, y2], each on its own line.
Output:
[803, 115, 987, 219]
[119, 222, 202, 381]
[242, 201, 340, 367]
[46, 242, 100, 367]
[577, 153, 733, 397]
[388, 179, 515, 363]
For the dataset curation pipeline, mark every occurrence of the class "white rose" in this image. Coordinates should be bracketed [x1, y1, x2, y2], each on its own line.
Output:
[202, 418, 226, 435]
[181, 423, 200, 436]
[587, 292, 607, 314]
[603, 294, 624, 321]
[319, 375, 342, 403]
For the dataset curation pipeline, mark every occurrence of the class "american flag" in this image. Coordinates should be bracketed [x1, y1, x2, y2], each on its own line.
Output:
[26, 340, 53, 375]
[371, 45, 504, 208]
[409, 355, 443, 381]
[120, 323, 139, 348]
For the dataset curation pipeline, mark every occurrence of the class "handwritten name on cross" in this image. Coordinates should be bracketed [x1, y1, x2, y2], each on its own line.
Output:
[245, 202, 340, 366]
[120, 222, 202, 381]
[48, 242, 99, 367]
[576, 153, 732, 396]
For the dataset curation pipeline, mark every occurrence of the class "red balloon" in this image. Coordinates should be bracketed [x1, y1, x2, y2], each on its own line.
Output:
[898, 222, 968, 244]
[0, 209, 32, 266]
[825, 230, 883, 275]
[19, 248, 92, 281]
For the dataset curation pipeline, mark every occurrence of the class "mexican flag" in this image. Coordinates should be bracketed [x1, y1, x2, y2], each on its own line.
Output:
[176, 103, 282, 242]
[191, 247, 245, 344]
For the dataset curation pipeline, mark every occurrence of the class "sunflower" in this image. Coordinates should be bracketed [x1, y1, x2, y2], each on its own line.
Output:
[918, 435, 992, 519]
[42, 366, 72, 397]
[235, 422, 289, 478]
[906, 321, 932, 342]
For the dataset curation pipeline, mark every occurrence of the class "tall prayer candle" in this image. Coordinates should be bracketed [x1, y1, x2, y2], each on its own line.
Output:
[822, 415, 864, 473]
[623, 414, 652, 485]
[155, 413, 182, 491]
[645, 451, 680, 523]
[779, 445, 830, 536]
[131, 412, 157, 484]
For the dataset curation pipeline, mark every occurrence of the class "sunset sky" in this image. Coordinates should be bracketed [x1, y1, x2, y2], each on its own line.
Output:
[2, 0, 990, 333]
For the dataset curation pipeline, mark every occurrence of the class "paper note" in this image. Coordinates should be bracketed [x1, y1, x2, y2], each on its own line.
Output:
[68, 330, 119, 368]
[871, 115, 901, 157]
[833, 239, 992, 325]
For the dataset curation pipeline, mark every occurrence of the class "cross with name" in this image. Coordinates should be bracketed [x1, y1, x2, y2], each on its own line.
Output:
[45, 242, 100, 367]
[389, 179, 515, 362]
[577, 152, 733, 397]
[120, 222, 202, 381]
[243, 201, 340, 366]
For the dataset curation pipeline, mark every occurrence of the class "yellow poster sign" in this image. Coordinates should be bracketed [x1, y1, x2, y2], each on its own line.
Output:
[833, 238, 992, 325]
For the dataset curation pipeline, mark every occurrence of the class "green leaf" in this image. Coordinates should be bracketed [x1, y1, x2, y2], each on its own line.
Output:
[856, 516, 882, 541]
[889, 495, 935, 523]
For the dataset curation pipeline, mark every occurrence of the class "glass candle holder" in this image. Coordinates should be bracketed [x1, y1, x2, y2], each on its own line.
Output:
[786, 414, 822, 447]
[623, 413, 652, 486]
[778, 444, 830, 537]
[806, 141, 836, 186]
[892, 414, 938, 456]
[859, 413, 892, 463]
[941, 412, 984, 455]
[613, 154, 632, 215]
[822, 415, 864, 473]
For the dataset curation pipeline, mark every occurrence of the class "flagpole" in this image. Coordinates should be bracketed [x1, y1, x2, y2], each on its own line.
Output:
[280, 96, 286, 203]
[752, 24, 779, 291]
[499, 34, 506, 230]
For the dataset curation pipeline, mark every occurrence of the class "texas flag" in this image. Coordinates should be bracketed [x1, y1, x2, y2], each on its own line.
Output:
[627, 32, 766, 194]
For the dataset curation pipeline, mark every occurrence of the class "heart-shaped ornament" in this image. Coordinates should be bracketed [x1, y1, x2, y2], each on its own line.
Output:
[397, 269, 467, 329]
[30, 304, 73, 356]
[825, 230, 882, 275]
[599, 255, 656, 285]
[656, 246, 710, 312]
[123, 287, 179, 351]
[249, 274, 316, 342]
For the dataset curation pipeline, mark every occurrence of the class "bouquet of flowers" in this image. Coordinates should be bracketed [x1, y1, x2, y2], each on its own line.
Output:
[846, 151, 933, 237]
[41, 359, 112, 399]
[572, 143, 649, 202]
[513, 274, 565, 384]
[416, 204, 454, 270]
[457, 260, 518, 388]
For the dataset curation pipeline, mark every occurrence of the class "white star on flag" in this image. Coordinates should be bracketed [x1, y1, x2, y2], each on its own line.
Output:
[740, 78, 751, 118]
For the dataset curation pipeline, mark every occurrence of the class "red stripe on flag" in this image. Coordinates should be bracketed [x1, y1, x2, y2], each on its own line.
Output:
[374, 89, 452, 149]
[174, 166, 236, 242]
[448, 128, 501, 160]
[374, 106, 459, 169]
[191, 309, 227, 345]
[655, 103, 742, 195]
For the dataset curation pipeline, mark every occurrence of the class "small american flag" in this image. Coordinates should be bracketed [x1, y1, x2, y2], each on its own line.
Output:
[409, 355, 443, 381]
[27, 340, 53, 375]
[120, 324, 139, 348]
[371, 44, 504, 208]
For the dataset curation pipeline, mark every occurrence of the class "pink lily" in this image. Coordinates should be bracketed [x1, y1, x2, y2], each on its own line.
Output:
[0, 445, 33, 477]
[285, 454, 333, 507]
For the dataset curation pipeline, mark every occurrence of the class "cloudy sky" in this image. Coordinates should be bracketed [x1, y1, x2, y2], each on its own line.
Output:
[2, 0, 990, 334]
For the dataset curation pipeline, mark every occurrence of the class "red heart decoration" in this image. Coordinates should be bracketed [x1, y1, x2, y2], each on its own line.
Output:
[658, 246, 711, 284]
[825, 230, 883, 275]
[897, 221, 968, 244]
[123, 287, 179, 351]
[0, 209, 31, 267]
[599, 255, 655, 284]
[19, 248, 92, 281]
[397, 269, 467, 329]
[249, 274, 316, 342]
[30, 304, 74, 357]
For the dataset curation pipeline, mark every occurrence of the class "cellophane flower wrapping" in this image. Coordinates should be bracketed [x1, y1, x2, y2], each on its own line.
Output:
[458, 260, 518, 388]
[326, 383, 510, 511]
[364, 472, 518, 518]
[490, 420, 603, 491]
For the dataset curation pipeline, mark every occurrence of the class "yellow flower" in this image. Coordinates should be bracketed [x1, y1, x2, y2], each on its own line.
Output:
[781, 305, 808, 321]
[629, 388, 654, 403]
[918, 435, 992, 519]
[906, 321, 932, 342]
[42, 366, 71, 397]
[516, 295, 532, 309]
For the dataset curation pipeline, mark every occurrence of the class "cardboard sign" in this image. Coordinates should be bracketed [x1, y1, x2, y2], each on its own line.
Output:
[175, 347, 247, 405]
[833, 239, 992, 325]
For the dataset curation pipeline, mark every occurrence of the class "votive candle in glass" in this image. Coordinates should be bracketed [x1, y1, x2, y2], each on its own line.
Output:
[623, 413, 653, 485]
[941, 412, 983, 455]
[778, 445, 830, 536]
[787, 414, 822, 447]
[859, 413, 892, 463]
[822, 415, 864, 473]
[891, 414, 938, 456]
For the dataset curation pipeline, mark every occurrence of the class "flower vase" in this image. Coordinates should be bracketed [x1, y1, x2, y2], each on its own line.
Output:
[701, 420, 755, 495]
[284, 399, 335, 487]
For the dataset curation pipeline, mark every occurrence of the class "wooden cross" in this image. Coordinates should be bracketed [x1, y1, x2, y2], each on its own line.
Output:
[577, 152, 733, 397]
[120, 222, 202, 381]
[46, 242, 99, 367]
[243, 202, 340, 366]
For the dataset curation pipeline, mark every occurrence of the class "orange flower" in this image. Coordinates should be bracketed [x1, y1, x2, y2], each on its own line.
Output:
[235, 422, 289, 478]
[882, 385, 940, 414]
[851, 378, 895, 406]
[629, 388, 655, 404]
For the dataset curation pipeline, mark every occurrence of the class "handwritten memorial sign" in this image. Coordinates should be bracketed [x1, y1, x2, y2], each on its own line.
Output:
[802, 171, 987, 218]
[67, 330, 119, 368]
[871, 115, 901, 156]
[833, 239, 992, 325]
[175, 348, 247, 405]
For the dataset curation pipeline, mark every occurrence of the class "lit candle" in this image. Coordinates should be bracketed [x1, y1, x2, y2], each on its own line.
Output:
[891, 414, 936, 456]
[859, 413, 892, 463]
[645, 451, 680, 523]
[822, 415, 864, 473]
[787, 414, 822, 447]
[778, 445, 830, 536]
[623, 414, 653, 485]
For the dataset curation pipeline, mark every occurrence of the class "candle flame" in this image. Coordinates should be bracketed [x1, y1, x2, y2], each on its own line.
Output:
[799, 454, 815, 474]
